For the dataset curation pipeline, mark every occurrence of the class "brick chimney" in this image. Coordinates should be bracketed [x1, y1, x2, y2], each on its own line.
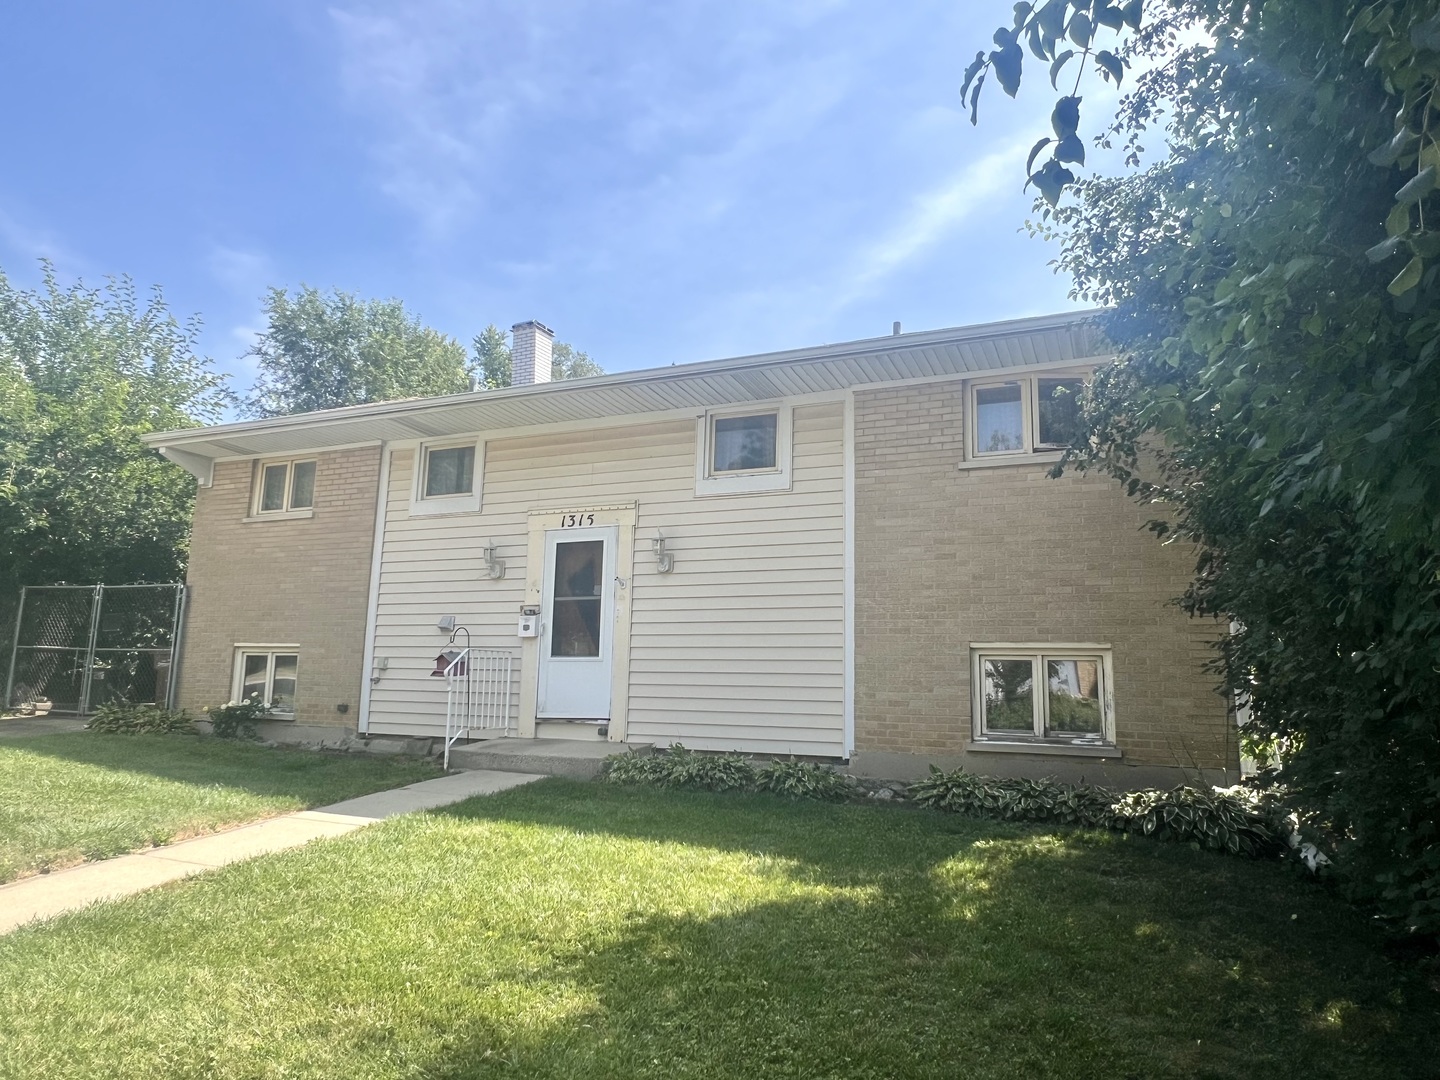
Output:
[511, 320, 554, 386]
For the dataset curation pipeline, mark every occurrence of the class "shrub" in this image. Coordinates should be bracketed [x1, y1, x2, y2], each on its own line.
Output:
[908, 767, 1289, 859]
[202, 698, 270, 740]
[754, 760, 856, 802]
[601, 746, 756, 792]
[85, 703, 194, 735]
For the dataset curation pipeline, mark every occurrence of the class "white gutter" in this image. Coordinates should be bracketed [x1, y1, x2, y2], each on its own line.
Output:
[140, 310, 1102, 451]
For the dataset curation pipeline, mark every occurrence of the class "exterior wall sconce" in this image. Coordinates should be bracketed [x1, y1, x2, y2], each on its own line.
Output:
[481, 540, 506, 580]
[652, 532, 674, 574]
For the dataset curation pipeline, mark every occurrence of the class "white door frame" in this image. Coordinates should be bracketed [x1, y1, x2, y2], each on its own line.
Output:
[518, 504, 636, 741]
[537, 524, 618, 720]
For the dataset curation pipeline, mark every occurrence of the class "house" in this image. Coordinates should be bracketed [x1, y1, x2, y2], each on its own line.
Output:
[144, 313, 1238, 787]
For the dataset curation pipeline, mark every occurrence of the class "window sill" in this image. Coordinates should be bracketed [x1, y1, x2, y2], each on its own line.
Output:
[968, 740, 1121, 759]
[409, 494, 482, 517]
[957, 451, 1064, 471]
[242, 509, 314, 523]
[693, 472, 793, 498]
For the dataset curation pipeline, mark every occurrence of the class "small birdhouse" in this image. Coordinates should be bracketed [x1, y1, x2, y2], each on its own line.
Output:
[430, 649, 466, 677]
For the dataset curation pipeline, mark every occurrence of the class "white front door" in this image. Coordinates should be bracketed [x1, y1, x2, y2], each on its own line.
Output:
[537, 525, 617, 719]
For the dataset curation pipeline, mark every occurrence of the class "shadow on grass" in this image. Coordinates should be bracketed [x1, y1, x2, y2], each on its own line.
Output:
[419, 781, 1438, 1080]
[3, 731, 438, 802]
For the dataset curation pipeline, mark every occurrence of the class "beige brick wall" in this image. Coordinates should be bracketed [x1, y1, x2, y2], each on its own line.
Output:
[854, 381, 1235, 776]
[176, 446, 380, 729]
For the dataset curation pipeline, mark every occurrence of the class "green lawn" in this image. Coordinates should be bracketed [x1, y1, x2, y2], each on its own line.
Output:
[0, 781, 1433, 1079]
[0, 733, 440, 882]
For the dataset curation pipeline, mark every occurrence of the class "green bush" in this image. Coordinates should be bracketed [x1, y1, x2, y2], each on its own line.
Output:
[598, 747, 750, 792]
[601, 746, 756, 792]
[85, 704, 194, 736]
[202, 698, 269, 740]
[908, 767, 1288, 858]
[754, 760, 856, 802]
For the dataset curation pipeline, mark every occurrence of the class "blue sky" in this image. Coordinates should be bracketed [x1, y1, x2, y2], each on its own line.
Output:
[1, 2, 1110, 395]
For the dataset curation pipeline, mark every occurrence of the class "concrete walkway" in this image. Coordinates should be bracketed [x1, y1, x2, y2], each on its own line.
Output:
[0, 768, 544, 935]
[0, 715, 87, 737]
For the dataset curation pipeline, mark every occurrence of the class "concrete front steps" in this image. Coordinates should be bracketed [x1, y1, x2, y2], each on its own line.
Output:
[447, 737, 653, 779]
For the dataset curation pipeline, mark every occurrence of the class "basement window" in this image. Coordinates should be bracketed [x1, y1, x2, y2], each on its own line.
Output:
[232, 648, 298, 720]
[970, 645, 1115, 749]
[694, 404, 793, 496]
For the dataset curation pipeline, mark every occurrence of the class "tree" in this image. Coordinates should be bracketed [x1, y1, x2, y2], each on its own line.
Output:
[0, 263, 228, 599]
[965, 1, 1440, 937]
[242, 286, 469, 416]
[469, 324, 604, 388]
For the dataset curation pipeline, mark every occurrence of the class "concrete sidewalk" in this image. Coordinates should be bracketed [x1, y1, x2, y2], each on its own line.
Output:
[0, 768, 544, 935]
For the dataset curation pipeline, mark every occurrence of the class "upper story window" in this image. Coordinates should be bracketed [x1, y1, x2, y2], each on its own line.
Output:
[251, 458, 316, 517]
[968, 374, 1087, 461]
[695, 404, 793, 497]
[411, 440, 482, 516]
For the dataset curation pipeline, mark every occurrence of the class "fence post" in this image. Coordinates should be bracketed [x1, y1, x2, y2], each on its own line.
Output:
[78, 584, 103, 717]
[3, 588, 26, 711]
[166, 584, 186, 710]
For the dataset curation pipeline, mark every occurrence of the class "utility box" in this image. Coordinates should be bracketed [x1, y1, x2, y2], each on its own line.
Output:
[517, 613, 540, 638]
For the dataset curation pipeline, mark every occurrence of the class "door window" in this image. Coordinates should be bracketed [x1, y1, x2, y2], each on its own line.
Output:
[550, 540, 603, 657]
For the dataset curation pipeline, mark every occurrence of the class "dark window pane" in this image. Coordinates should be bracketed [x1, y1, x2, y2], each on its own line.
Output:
[289, 461, 316, 509]
[550, 540, 604, 658]
[425, 446, 474, 497]
[975, 384, 1024, 454]
[551, 599, 602, 657]
[982, 658, 1035, 733]
[712, 413, 778, 472]
[1046, 658, 1102, 734]
[553, 541, 602, 598]
[260, 464, 288, 512]
[1037, 379, 1085, 449]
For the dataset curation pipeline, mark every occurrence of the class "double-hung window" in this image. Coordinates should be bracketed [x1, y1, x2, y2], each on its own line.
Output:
[411, 440, 482, 515]
[233, 648, 298, 719]
[971, 645, 1114, 747]
[967, 374, 1087, 461]
[252, 459, 316, 516]
[695, 404, 793, 496]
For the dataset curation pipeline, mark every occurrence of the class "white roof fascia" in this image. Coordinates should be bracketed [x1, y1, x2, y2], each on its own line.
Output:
[142, 309, 1104, 460]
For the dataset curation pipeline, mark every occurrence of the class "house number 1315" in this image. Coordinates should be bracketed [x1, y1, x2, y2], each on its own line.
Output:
[559, 513, 595, 527]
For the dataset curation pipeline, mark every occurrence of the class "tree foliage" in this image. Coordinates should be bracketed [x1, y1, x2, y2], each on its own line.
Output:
[968, 0, 1440, 937]
[470, 323, 605, 389]
[0, 264, 227, 599]
[242, 286, 470, 416]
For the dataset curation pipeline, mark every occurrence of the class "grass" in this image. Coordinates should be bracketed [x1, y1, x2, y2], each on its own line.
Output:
[0, 733, 440, 882]
[0, 781, 1433, 1079]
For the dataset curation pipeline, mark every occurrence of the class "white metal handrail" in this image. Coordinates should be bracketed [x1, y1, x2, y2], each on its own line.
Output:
[443, 648, 516, 769]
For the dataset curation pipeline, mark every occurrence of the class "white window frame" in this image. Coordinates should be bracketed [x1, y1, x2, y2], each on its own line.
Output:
[247, 457, 317, 520]
[231, 646, 300, 720]
[411, 438, 483, 517]
[694, 403, 793, 497]
[961, 370, 1090, 467]
[970, 643, 1116, 749]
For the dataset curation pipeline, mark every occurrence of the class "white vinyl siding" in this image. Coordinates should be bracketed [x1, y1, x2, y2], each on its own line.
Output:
[366, 403, 846, 756]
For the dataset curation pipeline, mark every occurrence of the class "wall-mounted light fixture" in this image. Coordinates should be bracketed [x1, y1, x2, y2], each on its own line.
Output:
[369, 656, 389, 685]
[481, 540, 506, 580]
[652, 531, 674, 574]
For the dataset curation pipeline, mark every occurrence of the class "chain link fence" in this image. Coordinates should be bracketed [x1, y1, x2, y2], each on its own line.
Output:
[3, 584, 185, 716]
